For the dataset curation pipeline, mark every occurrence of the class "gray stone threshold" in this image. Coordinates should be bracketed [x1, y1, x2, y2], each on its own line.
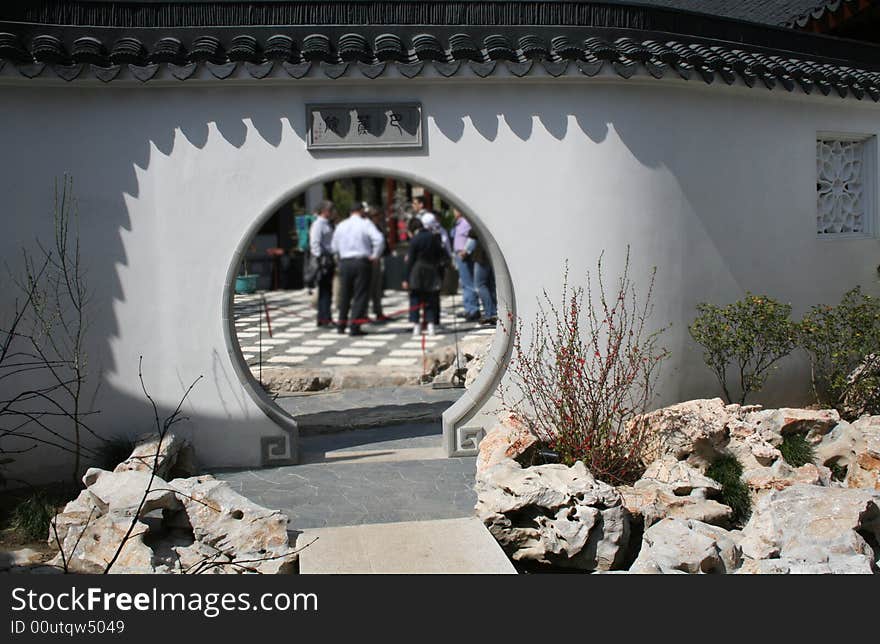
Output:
[274, 385, 463, 434]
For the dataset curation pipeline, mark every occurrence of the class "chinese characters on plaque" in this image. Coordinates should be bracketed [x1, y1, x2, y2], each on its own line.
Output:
[307, 103, 423, 150]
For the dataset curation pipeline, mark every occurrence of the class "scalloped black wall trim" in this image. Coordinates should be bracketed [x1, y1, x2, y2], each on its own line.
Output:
[1, 26, 879, 102]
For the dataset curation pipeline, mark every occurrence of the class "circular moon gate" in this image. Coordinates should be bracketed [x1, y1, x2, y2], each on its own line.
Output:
[221, 168, 516, 463]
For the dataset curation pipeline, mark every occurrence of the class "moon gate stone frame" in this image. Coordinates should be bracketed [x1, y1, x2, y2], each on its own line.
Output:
[221, 169, 516, 467]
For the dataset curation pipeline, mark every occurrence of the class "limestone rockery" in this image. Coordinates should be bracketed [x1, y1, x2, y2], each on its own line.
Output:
[48, 433, 301, 574]
[475, 400, 880, 574]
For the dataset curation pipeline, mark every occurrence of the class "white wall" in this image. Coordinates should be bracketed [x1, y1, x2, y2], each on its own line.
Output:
[1, 77, 879, 480]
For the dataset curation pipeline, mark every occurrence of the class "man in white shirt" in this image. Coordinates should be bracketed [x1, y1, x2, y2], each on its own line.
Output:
[308, 200, 336, 327]
[330, 202, 385, 336]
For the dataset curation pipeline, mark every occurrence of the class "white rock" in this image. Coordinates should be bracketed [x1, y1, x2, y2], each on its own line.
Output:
[621, 483, 732, 528]
[629, 518, 741, 574]
[46, 442, 298, 574]
[744, 408, 839, 444]
[635, 398, 732, 469]
[475, 413, 539, 476]
[169, 475, 297, 574]
[638, 458, 722, 495]
[739, 484, 880, 574]
[114, 432, 197, 479]
[475, 459, 629, 571]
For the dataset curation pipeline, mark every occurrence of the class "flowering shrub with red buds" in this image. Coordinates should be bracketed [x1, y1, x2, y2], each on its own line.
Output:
[501, 249, 669, 485]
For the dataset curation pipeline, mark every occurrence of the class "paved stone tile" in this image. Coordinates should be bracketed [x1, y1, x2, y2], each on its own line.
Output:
[298, 518, 515, 574]
[388, 349, 425, 357]
[321, 356, 362, 365]
[285, 346, 324, 355]
[378, 357, 417, 366]
[336, 347, 374, 356]
[233, 289, 496, 373]
[211, 423, 477, 530]
[268, 355, 308, 364]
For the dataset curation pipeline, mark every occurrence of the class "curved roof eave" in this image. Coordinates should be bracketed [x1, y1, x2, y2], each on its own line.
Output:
[0, 1, 878, 102]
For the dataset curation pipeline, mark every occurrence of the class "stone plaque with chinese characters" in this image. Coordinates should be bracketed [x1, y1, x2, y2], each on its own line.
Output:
[306, 103, 423, 150]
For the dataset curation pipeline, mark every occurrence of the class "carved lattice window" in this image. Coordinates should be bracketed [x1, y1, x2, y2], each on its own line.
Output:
[816, 137, 872, 236]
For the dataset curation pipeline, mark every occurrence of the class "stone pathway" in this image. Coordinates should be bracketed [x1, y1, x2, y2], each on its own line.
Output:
[275, 385, 462, 434]
[233, 289, 495, 372]
[298, 518, 515, 574]
[212, 423, 477, 530]
[211, 422, 516, 573]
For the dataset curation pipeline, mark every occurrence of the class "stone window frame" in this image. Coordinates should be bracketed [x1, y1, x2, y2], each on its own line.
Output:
[816, 131, 878, 239]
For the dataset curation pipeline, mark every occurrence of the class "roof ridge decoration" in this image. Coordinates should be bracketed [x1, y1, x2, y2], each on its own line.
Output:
[785, 0, 877, 29]
[1, 28, 879, 101]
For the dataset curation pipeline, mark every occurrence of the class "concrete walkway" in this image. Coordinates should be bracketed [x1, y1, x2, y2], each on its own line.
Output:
[213, 423, 477, 529]
[212, 422, 514, 573]
[298, 518, 515, 574]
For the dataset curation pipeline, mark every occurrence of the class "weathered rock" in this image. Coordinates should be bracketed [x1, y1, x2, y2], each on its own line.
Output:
[49, 469, 176, 548]
[621, 457, 732, 527]
[475, 413, 539, 476]
[739, 484, 880, 574]
[726, 419, 783, 469]
[742, 461, 832, 492]
[464, 351, 486, 388]
[809, 415, 880, 490]
[846, 452, 880, 491]
[50, 514, 156, 574]
[744, 407, 840, 444]
[82, 469, 180, 517]
[636, 398, 732, 469]
[0, 548, 47, 573]
[621, 483, 732, 528]
[617, 482, 733, 527]
[47, 444, 299, 574]
[814, 420, 862, 470]
[169, 475, 297, 574]
[114, 432, 197, 479]
[427, 336, 492, 387]
[638, 458, 722, 496]
[475, 459, 629, 571]
[629, 518, 742, 574]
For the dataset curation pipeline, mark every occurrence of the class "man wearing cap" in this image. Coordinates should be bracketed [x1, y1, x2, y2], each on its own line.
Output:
[330, 202, 385, 336]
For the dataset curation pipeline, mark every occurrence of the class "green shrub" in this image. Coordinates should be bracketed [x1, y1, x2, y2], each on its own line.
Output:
[330, 180, 354, 220]
[779, 433, 815, 467]
[827, 461, 848, 482]
[706, 456, 751, 526]
[799, 287, 880, 420]
[503, 251, 670, 485]
[9, 490, 56, 541]
[689, 294, 798, 404]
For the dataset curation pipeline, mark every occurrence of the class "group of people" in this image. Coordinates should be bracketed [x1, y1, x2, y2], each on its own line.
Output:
[306, 195, 497, 338]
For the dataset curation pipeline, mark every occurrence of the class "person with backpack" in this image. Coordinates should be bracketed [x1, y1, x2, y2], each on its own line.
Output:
[402, 217, 445, 337]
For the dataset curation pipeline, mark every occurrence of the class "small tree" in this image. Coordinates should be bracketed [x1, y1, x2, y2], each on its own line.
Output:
[1, 176, 100, 485]
[689, 295, 797, 405]
[799, 287, 880, 419]
[502, 249, 670, 485]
